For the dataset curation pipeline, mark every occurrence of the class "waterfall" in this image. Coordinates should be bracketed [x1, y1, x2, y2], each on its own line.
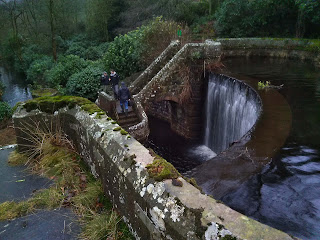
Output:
[204, 73, 260, 154]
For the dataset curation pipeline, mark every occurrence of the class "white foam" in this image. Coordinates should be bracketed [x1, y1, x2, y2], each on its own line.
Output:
[188, 145, 217, 161]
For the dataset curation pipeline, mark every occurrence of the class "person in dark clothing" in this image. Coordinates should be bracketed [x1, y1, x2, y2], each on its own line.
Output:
[118, 82, 131, 116]
[100, 72, 109, 92]
[109, 70, 120, 99]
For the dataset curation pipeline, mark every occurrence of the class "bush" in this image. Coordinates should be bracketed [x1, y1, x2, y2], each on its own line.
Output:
[65, 43, 87, 58]
[215, 0, 298, 37]
[0, 101, 12, 122]
[26, 56, 53, 85]
[0, 81, 5, 100]
[16, 45, 44, 73]
[102, 29, 144, 78]
[139, 17, 186, 65]
[66, 66, 102, 101]
[46, 55, 88, 87]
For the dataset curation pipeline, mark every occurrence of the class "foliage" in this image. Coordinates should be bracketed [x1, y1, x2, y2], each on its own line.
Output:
[258, 81, 271, 90]
[0, 101, 12, 122]
[102, 29, 145, 78]
[15, 45, 45, 73]
[140, 17, 185, 65]
[0, 81, 5, 100]
[66, 66, 102, 101]
[46, 55, 88, 87]
[26, 56, 53, 85]
[190, 15, 215, 39]
[215, 0, 320, 38]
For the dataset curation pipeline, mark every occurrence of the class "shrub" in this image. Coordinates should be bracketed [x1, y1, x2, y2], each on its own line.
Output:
[0, 81, 5, 100]
[0, 101, 12, 122]
[215, 0, 298, 37]
[65, 43, 86, 58]
[16, 45, 44, 73]
[102, 29, 144, 78]
[26, 56, 53, 85]
[66, 65, 102, 101]
[46, 55, 88, 87]
[139, 17, 186, 65]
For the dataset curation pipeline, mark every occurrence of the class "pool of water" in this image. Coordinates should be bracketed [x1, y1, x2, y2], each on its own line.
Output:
[145, 116, 216, 174]
[218, 57, 320, 240]
[0, 67, 32, 107]
[147, 57, 320, 239]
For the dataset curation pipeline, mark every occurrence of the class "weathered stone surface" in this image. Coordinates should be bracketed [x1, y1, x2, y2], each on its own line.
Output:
[13, 102, 296, 240]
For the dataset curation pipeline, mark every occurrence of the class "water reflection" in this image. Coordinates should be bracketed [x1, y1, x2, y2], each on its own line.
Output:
[0, 67, 32, 106]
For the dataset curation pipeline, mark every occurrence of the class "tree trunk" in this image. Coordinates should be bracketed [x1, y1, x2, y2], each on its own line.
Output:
[209, 0, 212, 15]
[296, 9, 305, 38]
[49, 0, 57, 62]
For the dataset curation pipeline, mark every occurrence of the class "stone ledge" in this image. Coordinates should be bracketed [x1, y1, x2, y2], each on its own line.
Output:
[12, 101, 296, 240]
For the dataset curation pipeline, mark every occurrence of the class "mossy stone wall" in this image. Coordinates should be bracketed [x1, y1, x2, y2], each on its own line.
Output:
[12, 100, 296, 240]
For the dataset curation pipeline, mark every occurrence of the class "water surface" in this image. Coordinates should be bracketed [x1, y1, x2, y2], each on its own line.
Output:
[0, 67, 32, 106]
[220, 57, 320, 240]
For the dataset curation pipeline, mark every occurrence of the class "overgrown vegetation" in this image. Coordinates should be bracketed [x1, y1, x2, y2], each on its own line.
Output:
[0, 81, 5, 100]
[0, 101, 12, 123]
[0, 0, 319, 101]
[1, 123, 133, 239]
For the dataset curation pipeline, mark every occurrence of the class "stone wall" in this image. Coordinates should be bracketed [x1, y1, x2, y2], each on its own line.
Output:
[217, 38, 320, 66]
[13, 103, 295, 240]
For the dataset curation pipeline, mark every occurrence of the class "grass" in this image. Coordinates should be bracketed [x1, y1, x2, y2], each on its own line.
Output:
[1, 124, 134, 240]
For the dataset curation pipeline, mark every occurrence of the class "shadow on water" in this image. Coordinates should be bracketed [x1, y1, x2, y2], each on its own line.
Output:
[0, 67, 32, 107]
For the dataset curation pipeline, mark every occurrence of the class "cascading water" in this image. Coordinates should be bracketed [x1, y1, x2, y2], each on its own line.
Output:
[204, 73, 260, 154]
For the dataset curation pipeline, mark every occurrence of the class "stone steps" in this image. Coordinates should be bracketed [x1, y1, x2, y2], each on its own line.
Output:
[117, 112, 140, 129]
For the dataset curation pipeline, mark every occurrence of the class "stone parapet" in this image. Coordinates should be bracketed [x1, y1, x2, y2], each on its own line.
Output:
[12, 102, 296, 240]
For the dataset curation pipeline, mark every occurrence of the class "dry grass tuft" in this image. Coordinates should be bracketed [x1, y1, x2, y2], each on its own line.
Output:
[1, 120, 134, 239]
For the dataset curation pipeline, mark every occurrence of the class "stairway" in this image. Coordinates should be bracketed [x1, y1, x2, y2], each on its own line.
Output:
[115, 101, 140, 130]
[117, 111, 140, 130]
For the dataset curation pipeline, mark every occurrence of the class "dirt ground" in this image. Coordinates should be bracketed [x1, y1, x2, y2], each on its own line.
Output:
[0, 122, 16, 147]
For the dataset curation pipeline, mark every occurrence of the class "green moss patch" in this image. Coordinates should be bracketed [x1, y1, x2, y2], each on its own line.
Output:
[120, 129, 128, 135]
[22, 96, 106, 117]
[31, 88, 58, 98]
[146, 153, 180, 181]
[113, 127, 121, 131]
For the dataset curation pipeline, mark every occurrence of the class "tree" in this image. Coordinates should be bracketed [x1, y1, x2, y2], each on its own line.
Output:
[295, 0, 320, 38]
[85, 0, 113, 41]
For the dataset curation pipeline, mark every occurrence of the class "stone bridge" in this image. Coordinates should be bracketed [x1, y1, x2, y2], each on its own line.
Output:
[13, 38, 320, 239]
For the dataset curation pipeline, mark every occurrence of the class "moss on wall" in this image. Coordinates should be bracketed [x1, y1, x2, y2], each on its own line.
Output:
[146, 151, 181, 181]
[22, 96, 106, 118]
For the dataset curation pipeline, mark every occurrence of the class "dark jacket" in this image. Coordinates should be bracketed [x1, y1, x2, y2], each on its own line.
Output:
[101, 74, 109, 85]
[118, 84, 131, 102]
[109, 73, 119, 86]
